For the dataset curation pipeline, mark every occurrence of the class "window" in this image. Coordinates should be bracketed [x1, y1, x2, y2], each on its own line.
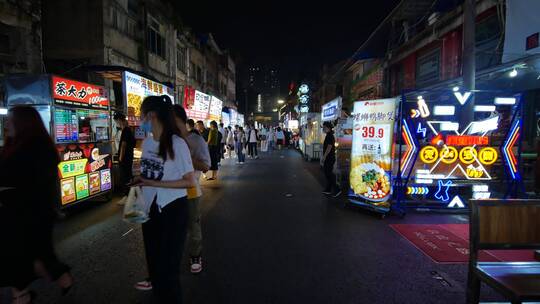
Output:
[128, 0, 138, 15]
[177, 47, 187, 72]
[196, 67, 202, 83]
[416, 48, 440, 88]
[0, 34, 9, 54]
[54, 108, 110, 143]
[476, 14, 502, 70]
[147, 19, 166, 58]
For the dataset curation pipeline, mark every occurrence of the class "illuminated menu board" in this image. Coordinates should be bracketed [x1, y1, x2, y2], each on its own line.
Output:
[55, 108, 78, 143]
[398, 90, 522, 209]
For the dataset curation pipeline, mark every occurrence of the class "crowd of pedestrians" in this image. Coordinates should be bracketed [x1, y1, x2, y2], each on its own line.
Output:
[0, 96, 296, 304]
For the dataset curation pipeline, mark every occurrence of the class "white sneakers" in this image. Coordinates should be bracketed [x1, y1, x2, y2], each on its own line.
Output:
[190, 257, 203, 274]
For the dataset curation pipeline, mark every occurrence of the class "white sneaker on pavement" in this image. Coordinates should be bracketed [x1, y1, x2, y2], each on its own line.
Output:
[190, 257, 203, 274]
[134, 279, 152, 291]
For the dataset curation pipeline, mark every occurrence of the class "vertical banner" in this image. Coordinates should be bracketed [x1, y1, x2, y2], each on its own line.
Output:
[349, 98, 397, 209]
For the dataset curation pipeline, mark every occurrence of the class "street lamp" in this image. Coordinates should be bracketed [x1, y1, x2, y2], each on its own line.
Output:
[277, 99, 284, 104]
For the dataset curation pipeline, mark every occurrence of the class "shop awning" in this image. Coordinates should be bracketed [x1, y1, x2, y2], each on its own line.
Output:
[82, 65, 173, 88]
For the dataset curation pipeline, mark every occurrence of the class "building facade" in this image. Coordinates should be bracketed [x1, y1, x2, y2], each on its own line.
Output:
[0, 0, 43, 77]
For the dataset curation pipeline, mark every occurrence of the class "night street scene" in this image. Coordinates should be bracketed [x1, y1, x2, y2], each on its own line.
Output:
[1, 0, 540, 303]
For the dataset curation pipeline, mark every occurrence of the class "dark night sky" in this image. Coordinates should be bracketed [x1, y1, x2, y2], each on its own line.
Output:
[179, 1, 400, 91]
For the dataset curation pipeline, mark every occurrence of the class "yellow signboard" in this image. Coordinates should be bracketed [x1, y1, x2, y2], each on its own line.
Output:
[479, 147, 498, 165]
[459, 146, 477, 165]
[440, 146, 458, 164]
[419, 146, 439, 164]
[58, 159, 88, 179]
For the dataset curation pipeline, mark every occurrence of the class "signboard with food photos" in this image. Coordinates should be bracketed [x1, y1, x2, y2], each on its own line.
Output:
[57, 143, 112, 205]
[349, 98, 397, 213]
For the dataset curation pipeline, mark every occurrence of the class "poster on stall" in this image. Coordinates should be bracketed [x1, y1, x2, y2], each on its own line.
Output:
[184, 90, 211, 120]
[89, 172, 101, 195]
[229, 109, 238, 126]
[222, 112, 230, 127]
[123, 71, 174, 120]
[349, 98, 397, 208]
[52, 76, 109, 109]
[75, 174, 90, 200]
[208, 96, 223, 121]
[100, 169, 112, 191]
[60, 178, 76, 205]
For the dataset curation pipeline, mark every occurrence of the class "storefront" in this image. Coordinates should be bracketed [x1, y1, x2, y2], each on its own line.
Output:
[122, 71, 174, 173]
[3, 75, 113, 207]
[298, 112, 323, 161]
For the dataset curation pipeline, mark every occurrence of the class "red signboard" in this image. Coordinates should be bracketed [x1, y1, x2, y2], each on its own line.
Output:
[52, 76, 109, 109]
[446, 135, 489, 146]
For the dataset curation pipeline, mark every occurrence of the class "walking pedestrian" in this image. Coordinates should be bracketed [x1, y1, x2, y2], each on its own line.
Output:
[172, 106, 211, 274]
[113, 112, 135, 205]
[276, 127, 285, 150]
[134, 96, 196, 304]
[267, 126, 275, 152]
[236, 126, 246, 164]
[226, 126, 235, 158]
[260, 125, 268, 152]
[206, 121, 220, 180]
[247, 124, 259, 159]
[219, 123, 227, 161]
[321, 122, 341, 197]
[0, 106, 73, 304]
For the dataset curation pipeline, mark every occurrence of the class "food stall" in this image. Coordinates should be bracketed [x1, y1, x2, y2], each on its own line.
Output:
[208, 96, 223, 125]
[237, 114, 245, 127]
[122, 71, 175, 173]
[298, 112, 323, 161]
[4, 75, 113, 208]
[335, 117, 353, 189]
[395, 89, 523, 211]
[222, 110, 230, 127]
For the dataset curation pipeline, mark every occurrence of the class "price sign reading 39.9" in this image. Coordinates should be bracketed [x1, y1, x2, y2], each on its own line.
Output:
[360, 126, 385, 139]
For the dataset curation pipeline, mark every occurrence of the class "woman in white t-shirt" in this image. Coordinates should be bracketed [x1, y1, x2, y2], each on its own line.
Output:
[134, 96, 195, 303]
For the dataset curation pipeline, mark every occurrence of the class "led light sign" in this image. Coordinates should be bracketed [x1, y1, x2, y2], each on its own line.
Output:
[494, 97, 516, 105]
[458, 146, 477, 165]
[399, 90, 522, 210]
[478, 147, 498, 165]
[440, 146, 458, 164]
[446, 135, 489, 146]
[419, 146, 439, 164]
[448, 196, 465, 208]
[474, 105, 496, 112]
[433, 106, 455, 116]
[454, 91, 472, 105]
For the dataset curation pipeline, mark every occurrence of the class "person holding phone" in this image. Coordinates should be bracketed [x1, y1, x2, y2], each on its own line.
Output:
[133, 96, 195, 304]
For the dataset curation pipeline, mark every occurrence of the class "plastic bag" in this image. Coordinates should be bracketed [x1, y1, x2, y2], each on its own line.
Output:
[123, 186, 149, 224]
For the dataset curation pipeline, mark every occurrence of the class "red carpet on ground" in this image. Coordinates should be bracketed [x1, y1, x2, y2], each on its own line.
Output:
[390, 224, 536, 264]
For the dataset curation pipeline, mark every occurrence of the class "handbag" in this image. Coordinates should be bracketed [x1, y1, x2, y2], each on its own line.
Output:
[123, 186, 150, 224]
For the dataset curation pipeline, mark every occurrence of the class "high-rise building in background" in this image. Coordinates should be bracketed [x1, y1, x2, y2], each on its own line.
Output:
[247, 66, 280, 113]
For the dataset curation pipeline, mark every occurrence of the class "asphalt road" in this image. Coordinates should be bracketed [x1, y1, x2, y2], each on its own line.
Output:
[22, 148, 505, 304]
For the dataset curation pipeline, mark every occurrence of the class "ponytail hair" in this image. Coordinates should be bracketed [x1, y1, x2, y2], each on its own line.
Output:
[141, 95, 181, 161]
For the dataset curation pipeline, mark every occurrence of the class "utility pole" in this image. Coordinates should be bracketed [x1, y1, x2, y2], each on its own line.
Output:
[461, 0, 476, 123]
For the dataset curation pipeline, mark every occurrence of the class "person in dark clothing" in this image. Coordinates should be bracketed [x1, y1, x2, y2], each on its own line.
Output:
[114, 112, 135, 204]
[206, 121, 220, 180]
[0, 106, 73, 304]
[321, 121, 341, 197]
[196, 120, 209, 142]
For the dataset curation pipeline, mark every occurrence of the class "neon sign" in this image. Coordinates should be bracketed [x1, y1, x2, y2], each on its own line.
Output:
[397, 90, 522, 209]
